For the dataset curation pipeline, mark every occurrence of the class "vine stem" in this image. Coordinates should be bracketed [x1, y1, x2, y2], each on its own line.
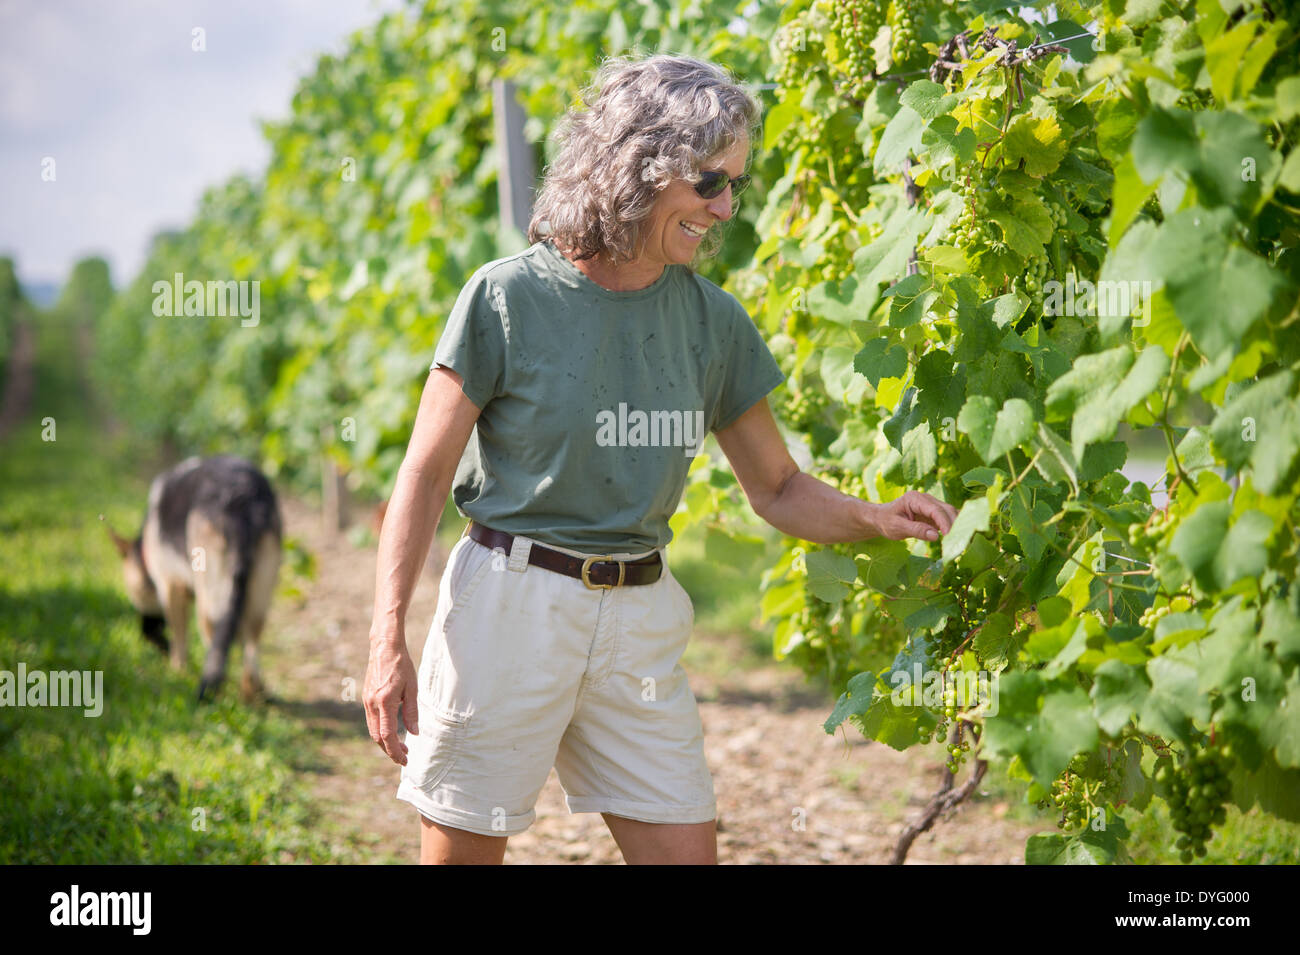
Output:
[1158, 333, 1198, 495]
[823, 155, 862, 226]
[1004, 448, 1043, 494]
[892, 722, 988, 864]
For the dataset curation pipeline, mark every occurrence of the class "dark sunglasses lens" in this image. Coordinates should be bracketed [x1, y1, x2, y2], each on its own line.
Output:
[696, 171, 727, 198]
[732, 175, 750, 196]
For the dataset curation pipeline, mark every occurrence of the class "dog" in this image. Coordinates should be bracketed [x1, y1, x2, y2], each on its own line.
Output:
[103, 455, 283, 702]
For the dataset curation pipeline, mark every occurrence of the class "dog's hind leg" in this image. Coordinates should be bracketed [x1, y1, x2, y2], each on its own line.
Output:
[193, 569, 217, 659]
[163, 581, 192, 672]
[239, 530, 282, 703]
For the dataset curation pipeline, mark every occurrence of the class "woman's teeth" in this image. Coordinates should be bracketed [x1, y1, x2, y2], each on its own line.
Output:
[680, 221, 706, 237]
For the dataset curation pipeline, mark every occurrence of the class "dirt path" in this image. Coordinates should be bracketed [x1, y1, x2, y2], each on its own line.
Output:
[261, 494, 1043, 864]
[0, 314, 35, 440]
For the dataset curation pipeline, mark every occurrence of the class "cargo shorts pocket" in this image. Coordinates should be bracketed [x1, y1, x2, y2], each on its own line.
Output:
[404, 704, 471, 794]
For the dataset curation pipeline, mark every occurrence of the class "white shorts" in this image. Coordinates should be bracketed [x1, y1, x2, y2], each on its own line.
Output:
[395, 528, 716, 837]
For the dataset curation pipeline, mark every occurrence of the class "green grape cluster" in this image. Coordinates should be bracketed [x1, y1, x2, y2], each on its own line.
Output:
[1048, 772, 1092, 831]
[794, 591, 833, 649]
[889, 0, 922, 66]
[1024, 256, 1048, 292]
[781, 387, 829, 430]
[1019, 256, 1048, 295]
[819, 256, 855, 284]
[951, 176, 991, 252]
[936, 657, 974, 772]
[774, 15, 820, 93]
[1047, 199, 1068, 229]
[1140, 595, 1190, 629]
[1010, 254, 1049, 315]
[1140, 602, 1172, 629]
[1158, 744, 1234, 862]
[1127, 508, 1172, 552]
[1039, 753, 1125, 830]
[831, 0, 885, 98]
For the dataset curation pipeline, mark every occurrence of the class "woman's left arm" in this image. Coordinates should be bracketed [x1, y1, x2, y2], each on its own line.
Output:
[712, 397, 959, 545]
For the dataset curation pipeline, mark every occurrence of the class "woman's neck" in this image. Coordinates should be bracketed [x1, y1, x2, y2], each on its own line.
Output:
[554, 241, 665, 292]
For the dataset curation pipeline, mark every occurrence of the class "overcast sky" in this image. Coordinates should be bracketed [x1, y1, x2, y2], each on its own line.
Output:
[0, 0, 406, 293]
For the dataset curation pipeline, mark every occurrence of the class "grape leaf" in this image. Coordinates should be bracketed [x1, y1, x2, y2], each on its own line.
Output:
[853, 339, 908, 387]
[1168, 499, 1232, 591]
[900, 420, 937, 481]
[1061, 346, 1168, 460]
[972, 611, 1019, 670]
[1263, 673, 1300, 769]
[1260, 597, 1300, 662]
[899, 79, 956, 122]
[1139, 651, 1210, 747]
[1002, 110, 1069, 178]
[1090, 659, 1150, 736]
[823, 670, 880, 733]
[984, 673, 1098, 787]
[874, 106, 925, 177]
[804, 549, 860, 603]
[1212, 509, 1274, 590]
[957, 395, 1034, 464]
[1045, 346, 1133, 415]
[1147, 210, 1283, 357]
[914, 348, 967, 424]
[941, 494, 992, 562]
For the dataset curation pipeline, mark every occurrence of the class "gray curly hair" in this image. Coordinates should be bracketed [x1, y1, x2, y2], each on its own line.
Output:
[527, 52, 763, 268]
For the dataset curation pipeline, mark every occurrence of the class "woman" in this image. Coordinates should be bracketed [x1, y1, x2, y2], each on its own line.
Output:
[363, 53, 957, 865]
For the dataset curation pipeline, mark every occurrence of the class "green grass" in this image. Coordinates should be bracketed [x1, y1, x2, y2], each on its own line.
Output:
[0, 314, 371, 863]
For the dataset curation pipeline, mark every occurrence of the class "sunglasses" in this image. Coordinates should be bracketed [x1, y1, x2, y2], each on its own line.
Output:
[693, 169, 751, 200]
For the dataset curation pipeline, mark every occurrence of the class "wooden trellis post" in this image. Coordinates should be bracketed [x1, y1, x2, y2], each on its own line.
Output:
[320, 421, 349, 534]
[492, 78, 536, 237]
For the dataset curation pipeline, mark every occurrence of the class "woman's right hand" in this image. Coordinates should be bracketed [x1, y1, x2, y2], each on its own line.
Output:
[364, 631, 419, 765]
[364, 365, 480, 766]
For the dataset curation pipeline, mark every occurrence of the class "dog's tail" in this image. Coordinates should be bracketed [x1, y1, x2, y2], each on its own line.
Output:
[196, 475, 282, 703]
[197, 562, 250, 703]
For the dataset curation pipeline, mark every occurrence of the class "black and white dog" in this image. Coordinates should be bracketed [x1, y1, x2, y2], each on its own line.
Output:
[104, 455, 283, 702]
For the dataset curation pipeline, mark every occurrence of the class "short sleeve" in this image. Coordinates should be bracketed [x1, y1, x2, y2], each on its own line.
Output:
[430, 269, 507, 410]
[711, 300, 786, 433]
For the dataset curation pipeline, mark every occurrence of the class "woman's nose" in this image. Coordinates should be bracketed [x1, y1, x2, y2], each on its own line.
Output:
[705, 190, 733, 220]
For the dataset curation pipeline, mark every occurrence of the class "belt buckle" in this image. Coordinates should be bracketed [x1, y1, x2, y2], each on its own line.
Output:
[580, 555, 624, 590]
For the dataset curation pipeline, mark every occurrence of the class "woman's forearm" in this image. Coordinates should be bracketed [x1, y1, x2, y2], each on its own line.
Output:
[757, 470, 883, 544]
[370, 460, 447, 645]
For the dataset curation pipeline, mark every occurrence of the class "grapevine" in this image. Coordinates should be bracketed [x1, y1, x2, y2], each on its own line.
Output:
[746, 0, 1300, 866]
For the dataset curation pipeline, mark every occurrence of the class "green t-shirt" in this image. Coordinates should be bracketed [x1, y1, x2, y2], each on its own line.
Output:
[430, 238, 785, 554]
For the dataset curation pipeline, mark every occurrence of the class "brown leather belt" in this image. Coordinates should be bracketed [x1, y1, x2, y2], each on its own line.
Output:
[466, 521, 663, 589]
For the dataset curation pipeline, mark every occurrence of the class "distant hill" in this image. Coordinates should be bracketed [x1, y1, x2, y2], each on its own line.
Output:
[21, 282, 60, 308]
